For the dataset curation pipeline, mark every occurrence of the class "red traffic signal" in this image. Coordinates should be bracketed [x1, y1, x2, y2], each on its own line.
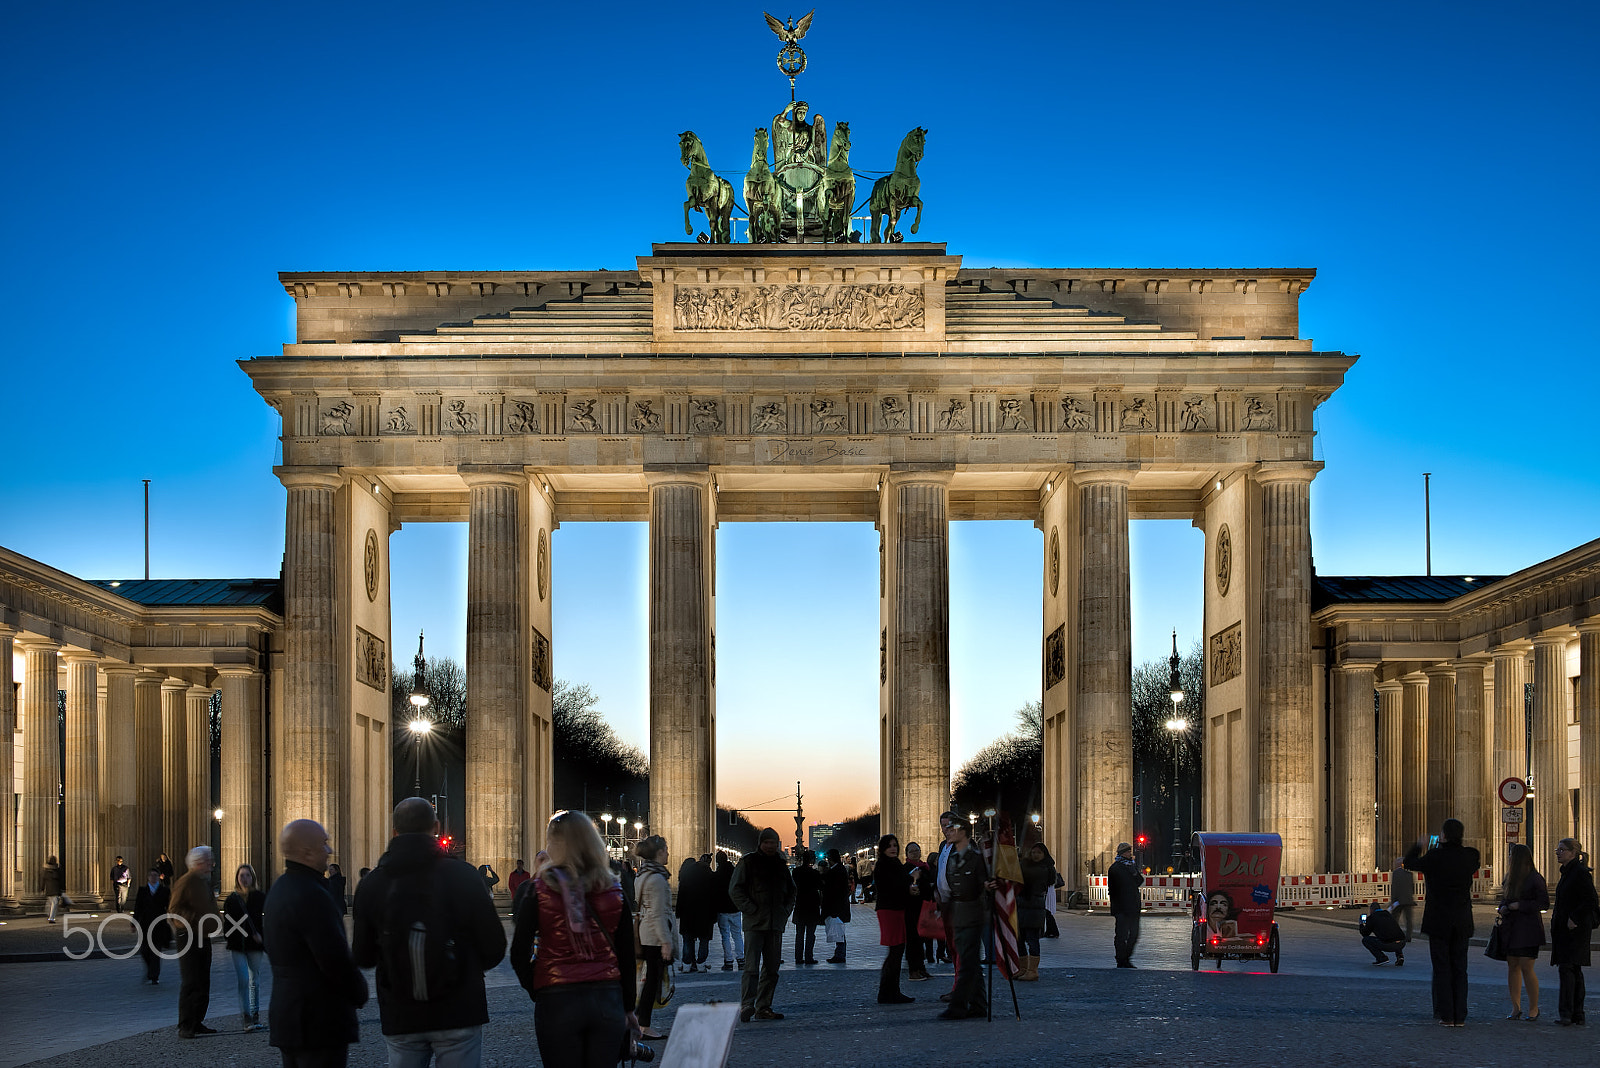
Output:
[1135, 835, 1148, 848]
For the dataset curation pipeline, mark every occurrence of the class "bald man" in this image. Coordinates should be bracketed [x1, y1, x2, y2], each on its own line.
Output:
[264, 820, 368, 1067]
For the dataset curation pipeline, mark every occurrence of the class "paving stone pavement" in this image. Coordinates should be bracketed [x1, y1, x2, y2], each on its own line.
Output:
[0, 905, 1589, 1067]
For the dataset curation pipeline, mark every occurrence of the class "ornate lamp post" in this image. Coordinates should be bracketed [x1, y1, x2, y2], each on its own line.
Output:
[1165, 630, 1187, 870]
[408, 632, 432, 796]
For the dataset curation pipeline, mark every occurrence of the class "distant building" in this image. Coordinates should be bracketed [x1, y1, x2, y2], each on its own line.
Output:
[809, 823, 842, 853]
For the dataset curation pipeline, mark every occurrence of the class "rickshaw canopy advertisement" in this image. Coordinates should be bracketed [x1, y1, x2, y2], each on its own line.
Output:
[1195, 833, 1283, 944]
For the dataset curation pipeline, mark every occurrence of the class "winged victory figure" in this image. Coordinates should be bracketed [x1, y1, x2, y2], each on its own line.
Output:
[763, 9, 815, 46]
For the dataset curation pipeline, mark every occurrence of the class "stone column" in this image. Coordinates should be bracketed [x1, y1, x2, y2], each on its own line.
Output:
[186, 685, 214, 853]
[646, 470, 716, 862]
[464, 469, 527, 887]
[62, 653, 103, 905]
[1256, 463, 1319, 874]
[134, 670, 165, 876]
[1490, 645, 1528, 879]
[18, 639, 60, 906]
[1074, 468, 1133, 879]
[880, 469, 952, 845]
[279, 468, 343, 844]
[101, 664, 139, 895]
[1530, 634, 1571, 868]
[1425, 666, 1457, 832]
[1451, 660, 1490, 861]
[160, 678, 189, 859]
[1376, 679, 1405, 868]
[1401, 674, 1428, 843]
[218, 668, 265, 881]
[1334, 662, 1377, 871]
[1579, 621, 1600, 850]
[0, 624, 15, 908]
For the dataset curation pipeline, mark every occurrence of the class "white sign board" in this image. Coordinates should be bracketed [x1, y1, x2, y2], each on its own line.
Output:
[659, 1003, 741, 1068]
[1502, 807, 1524, 824]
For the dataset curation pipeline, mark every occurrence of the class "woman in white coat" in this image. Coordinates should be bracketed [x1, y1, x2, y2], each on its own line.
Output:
[634, 836, 677, 1040]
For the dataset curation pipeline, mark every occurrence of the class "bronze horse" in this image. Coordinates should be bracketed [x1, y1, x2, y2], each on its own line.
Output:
[820, 121, 854, 242]
[680, 131, 734, 243]
[869, 127, 925, 242]
[745, 127, 781, 244]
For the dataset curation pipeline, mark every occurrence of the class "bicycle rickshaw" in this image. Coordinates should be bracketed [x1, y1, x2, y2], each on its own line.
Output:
[1190, 832, 1283, 972]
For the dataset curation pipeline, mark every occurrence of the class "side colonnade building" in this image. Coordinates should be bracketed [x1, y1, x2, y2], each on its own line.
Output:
[1, 550, 277, 908]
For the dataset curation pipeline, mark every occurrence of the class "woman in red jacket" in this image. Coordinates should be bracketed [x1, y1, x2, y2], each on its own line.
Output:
[511, 811, 640, 1068]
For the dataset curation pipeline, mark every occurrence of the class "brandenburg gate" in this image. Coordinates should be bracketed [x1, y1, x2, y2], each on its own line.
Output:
[243, 243, 1355, 887]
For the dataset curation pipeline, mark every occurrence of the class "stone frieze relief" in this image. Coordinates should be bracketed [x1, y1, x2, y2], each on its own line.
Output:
[672, 283, 925, 331]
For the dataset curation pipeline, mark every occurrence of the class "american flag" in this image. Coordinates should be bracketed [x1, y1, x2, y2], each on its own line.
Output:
[987, 812, 1023, 980]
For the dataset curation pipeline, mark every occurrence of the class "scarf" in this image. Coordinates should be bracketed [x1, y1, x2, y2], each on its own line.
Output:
[542, 865, 619, 961]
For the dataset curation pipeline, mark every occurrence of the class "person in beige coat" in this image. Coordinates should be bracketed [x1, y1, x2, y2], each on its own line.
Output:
[634, 836, 678, 1040]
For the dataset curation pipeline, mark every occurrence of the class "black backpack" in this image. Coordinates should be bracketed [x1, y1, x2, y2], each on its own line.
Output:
[377, 858, 463, 1002]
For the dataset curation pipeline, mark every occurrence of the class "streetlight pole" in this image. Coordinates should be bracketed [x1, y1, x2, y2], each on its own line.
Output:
[408, 631, 432, 796]
[1166, 629, 1187, 871]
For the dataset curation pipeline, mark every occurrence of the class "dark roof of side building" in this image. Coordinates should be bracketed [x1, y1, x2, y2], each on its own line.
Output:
[88, 578, 283, 613]
[1313, 574, 1503, 611]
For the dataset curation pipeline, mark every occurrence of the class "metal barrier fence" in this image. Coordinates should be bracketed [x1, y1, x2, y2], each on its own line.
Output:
[1083, 867, 1497, 910]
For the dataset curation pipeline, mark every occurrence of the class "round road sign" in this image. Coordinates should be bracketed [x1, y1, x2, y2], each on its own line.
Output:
[1498, 777, 1527, 806]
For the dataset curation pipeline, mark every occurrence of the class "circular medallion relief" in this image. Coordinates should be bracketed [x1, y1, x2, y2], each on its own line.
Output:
[1049, 527, 1060, 597]
[363, 529, 379, 602]
[1215, 524, 1233, 597]
[536, 529, 549, 602]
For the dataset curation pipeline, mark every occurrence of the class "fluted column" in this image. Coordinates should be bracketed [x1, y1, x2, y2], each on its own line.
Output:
[465, 469, 527, 887]
[1401, 674, 1428, 842]
[1530, 634, 1571, 868]
[62, 653, 103, 905]
[279, 469, 343, 843]
[880, 470, 952, 845]
[1334, 662, 1377, 871]
[1579, 622, 1600, 849]
[647, 470, 716, 862]
[1376, 680, 1405, 868]
[218, 668, 264, 882]
[1491, 646, 1528, 879]
[160, 678, 188, 858]
[186, 685, 213, 853]
[1425, 666, 1457, 832]
[1256, 463, 1319, 873]
[19, 639, 61, 905]
[0, 625, 16, 907]
[1075, 468, 1133, 880]
[1452, 660, 1489, 860]
[134, 670, 164, 874]
[101, 664, 139, 893]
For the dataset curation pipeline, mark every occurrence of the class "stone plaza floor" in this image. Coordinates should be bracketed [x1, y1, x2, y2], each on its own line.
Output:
[0, 903, 1589, 1066]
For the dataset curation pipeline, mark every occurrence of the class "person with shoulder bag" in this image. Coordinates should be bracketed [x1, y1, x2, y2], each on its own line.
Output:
[1017, 842, 1058, 981]
[633, 836, 677, 1041]
[351, 798, 506, 1066]
[872, 835, 915, 1004]
[510, 811, 643, 1068]
[1550, 837, 1600, 1026]
[224, 863, 268, 1031]
[1498, 842, 1550, 1020]
[902, 842, 932, 982]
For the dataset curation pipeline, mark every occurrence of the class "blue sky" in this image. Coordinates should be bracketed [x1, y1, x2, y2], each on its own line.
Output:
[3, 2, 1595, 822]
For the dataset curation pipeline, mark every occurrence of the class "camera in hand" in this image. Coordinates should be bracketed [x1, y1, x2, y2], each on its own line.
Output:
[621, 1038, 656, 1063]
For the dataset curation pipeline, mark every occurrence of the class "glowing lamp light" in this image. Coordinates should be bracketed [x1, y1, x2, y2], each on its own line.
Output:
[213, 808, 224, 821]
[409, 718, 432, 735]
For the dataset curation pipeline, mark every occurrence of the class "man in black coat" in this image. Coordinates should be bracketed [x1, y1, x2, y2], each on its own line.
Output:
[264, 819, 369, 1067]
[352, 798, 507, 1064]
[1107, 841, 1144, 968]
[1404, 818, 1481, 1026]
[1359, 903, 1406, 965]
[132, 867, 170, 984]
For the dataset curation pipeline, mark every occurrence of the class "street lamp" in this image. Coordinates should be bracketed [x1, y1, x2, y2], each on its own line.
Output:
[1166, 629, 1187, 869]
[213, 808, 224, 822]
[409, 716, 433, 795]
[633, 820, 643, 845]
[601, 813, 613, 851]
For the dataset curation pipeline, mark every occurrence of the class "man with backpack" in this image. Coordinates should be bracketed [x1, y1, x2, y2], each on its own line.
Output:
[353, 797, 507, 1067]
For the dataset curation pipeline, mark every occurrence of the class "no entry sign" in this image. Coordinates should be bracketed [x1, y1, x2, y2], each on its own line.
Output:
[1499, 778, 1527, 806]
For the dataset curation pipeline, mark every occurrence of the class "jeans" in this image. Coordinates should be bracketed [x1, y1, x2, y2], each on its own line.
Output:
[689, 935, 710, 966]
[45, 895, 63, 922]
[794, 923, 816, 963]
[1392, 903, 1416, 940]
[1558, 963, 1587, 1023]
[949, 923, 987, 1015]
[231, 948, 265, 1021]
[113, 883, 129, 912]
[1362, 935, 1405, 962]
[638, 946, 665, 1027]
[1113, 911, 1140, 964]
[1428, 923, 1471, 1024]
[385, 1025, 485, 1068]
[178, 942, 212, 1034]
[534, 986, 626, 1068]
[741, 930, 784, 1012]
[717, 912, 745, 962]
[1019, 925, 1042, 957]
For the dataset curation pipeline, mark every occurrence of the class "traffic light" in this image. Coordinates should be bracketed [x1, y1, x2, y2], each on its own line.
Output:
[1135, 834, 1148, 849]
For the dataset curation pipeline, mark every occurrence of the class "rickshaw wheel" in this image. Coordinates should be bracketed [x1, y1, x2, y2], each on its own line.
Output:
[1268, 925, 1280, 973]
[1190, 924, 1201, 971]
